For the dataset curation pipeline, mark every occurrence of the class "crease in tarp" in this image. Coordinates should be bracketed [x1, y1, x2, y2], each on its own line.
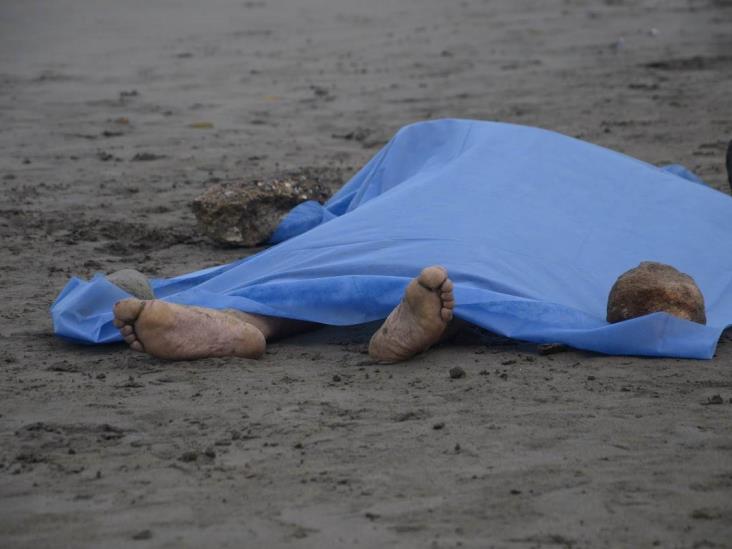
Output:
[51, 119, 732, 359]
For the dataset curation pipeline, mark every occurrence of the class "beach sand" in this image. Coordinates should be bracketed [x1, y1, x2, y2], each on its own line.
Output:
[1, 0, 731, 546]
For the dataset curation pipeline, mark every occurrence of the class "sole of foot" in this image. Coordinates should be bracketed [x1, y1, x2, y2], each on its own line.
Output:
[113, 299, 266, 360]
[368, 265, 454, 363]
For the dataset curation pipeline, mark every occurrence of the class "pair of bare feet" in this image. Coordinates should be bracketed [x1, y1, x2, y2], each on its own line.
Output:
[113, 266, 455, 363]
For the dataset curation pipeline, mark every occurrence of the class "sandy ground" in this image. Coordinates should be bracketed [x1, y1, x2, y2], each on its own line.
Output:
[1, 0, 732, 547]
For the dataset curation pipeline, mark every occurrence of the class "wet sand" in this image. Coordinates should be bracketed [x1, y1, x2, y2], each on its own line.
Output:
[1, 0, 731, 547]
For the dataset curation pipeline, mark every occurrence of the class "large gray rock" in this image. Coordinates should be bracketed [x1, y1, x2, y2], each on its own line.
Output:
[192, 167, 342, 247]
[107, 268, 154, 300]
[606, 261, 706, 324]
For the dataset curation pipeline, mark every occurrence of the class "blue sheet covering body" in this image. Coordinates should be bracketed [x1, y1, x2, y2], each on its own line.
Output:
[52, 120, 732, 358]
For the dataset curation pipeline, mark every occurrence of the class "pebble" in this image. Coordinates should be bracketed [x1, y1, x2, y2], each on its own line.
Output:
[449, 366, 466, 379]
[131, 152, 165, 162]
[179, 451, 197, 462]
[132, 530, 152, 540]
[703, 394, 724, 405]
[538, 343, 568, 356]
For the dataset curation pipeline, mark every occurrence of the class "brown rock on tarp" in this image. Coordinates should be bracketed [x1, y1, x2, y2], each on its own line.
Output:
[607, 261, 706, 324]
[192, 167, 344, 247]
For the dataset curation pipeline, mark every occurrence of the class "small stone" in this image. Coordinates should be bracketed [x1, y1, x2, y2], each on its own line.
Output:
[607, 262, 706, 324]
[107, 269, 154, 300]
[690, 508, 722, 520]
[179, 451, 197, 462]
[132, 530, 152, 540]
[432, 422, 445, 430]
[537, 343, 568, 355]
[449, 366, 466, 379]
[204, 447, 216, 458]
[131, 152, 165, 162]
[332, 374, 341, 382]
[703, 394, 724, 405]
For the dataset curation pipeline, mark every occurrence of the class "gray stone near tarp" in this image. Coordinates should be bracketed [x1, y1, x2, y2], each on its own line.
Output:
[192, 167, 343, 247]
[607, 261, 706, 325]
[107, 269, 154, 300]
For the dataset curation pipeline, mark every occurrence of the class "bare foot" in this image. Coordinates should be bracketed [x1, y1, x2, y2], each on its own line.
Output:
[113, 299, 266, 360]
[368, 266, 454, 363]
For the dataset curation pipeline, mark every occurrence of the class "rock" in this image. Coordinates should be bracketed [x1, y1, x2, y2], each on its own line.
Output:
[107, 269, 154, 300]
[607, 261, 706, 324]
[702, 394, 724, 405]
[192, 167, 344, 247]
[130, 152, 165, 161]
[179, 451, 197, 462]
[449, 366, 466, 379]
[690, 508, 722, 520]
[132, 530, 153, 540]
[537, 343, 568, 355]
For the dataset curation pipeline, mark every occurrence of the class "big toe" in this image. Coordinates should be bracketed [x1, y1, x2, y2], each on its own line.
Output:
[114, 298, 145, 323]
[418, 265, 448, 290]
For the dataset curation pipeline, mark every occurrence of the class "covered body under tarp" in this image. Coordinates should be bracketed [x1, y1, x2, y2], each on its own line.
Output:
[52, 120, 732, 358]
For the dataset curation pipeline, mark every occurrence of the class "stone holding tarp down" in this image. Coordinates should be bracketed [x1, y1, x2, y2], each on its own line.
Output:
[107, 268, 154, 300]
[192, 167, 343, 247]
[607, 261, 706, 325]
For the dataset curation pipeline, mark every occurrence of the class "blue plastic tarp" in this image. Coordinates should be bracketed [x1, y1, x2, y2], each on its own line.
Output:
[51, 119, 732, 358]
